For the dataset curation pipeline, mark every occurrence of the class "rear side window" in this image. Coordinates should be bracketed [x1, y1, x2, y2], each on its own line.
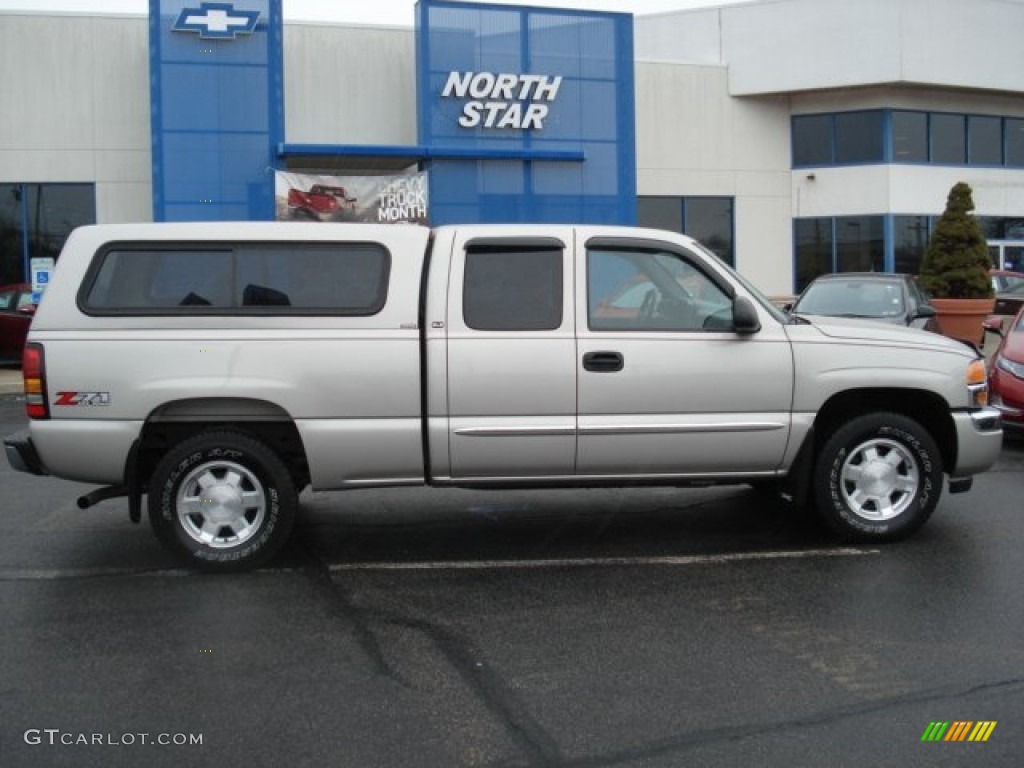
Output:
[81, 242, 389, 315]
[463, 246, 563, 331]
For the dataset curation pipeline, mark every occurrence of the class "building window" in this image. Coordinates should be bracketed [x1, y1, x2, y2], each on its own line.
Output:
[893, 216, 932, 275]
[798, 109, 1024, 169]
[636, 197, 682, 233]
[792, 115, 832, 166]
[930, 113, 966, 165]
[1006, 119, 1024, 167]
[684, 198, 734, 266]
[834, 111, 884, 164]
[0, 185, 20, 286]
[794, 215, 884, 291]
[0, 183, 96, 286]
[794, 218, 834, 292]
[837, 216, 884, 272]
[968, 115, 1002, 165]
[892, 111, 928, 163]
[637, 196, 735, 266]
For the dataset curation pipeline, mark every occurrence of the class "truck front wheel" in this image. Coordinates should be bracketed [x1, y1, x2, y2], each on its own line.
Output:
[814, 413, 943, 542]
[148, 431, 297, 572]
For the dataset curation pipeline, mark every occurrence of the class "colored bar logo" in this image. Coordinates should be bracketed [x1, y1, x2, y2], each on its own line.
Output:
[921, 721, 997, 742]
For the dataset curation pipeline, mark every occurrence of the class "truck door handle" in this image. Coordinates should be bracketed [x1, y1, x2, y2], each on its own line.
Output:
[583, 351, 624, 372]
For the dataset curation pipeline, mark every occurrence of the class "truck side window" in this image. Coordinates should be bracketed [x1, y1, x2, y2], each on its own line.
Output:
[588, 247, 732, 332]
[87, 249, 233, 309]
[235, 244, 387, 311]
[81, 242, 389, 315]
[463, 246, 563, 331]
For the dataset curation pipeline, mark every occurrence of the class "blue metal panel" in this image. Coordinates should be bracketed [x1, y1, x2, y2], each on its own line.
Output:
[150, 0, 282, 221]
[883, 214, 895, 272]
[278, 143, 584, 162]
[416, 0, 636, 226]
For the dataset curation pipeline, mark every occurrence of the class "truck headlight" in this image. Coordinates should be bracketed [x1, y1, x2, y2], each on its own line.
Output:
[967, 359, 988, 407]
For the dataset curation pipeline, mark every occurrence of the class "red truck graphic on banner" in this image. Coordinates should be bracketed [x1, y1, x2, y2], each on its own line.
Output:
[287, 184, 358, 221]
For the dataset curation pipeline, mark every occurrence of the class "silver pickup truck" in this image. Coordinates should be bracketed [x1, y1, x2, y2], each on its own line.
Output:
[4, 223, 1002, 571]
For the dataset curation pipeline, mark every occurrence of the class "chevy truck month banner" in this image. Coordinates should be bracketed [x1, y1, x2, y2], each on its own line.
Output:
[275, 171, 429, 224]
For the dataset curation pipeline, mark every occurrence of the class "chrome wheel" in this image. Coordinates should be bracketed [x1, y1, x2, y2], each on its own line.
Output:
[176, 460, 267, 548]
[838, 437, 919, 522]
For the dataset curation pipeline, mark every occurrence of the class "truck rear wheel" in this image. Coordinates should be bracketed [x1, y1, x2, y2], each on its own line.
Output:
[148, 431, 297, 572]
[814, 412, 942, 542]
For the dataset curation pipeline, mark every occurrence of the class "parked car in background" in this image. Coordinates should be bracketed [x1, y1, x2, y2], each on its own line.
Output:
[990, 269, 1024, 294]
[991, 280, 1024, 321]
[788, 272, 939, 332]
[0, 283, 36, 364]
[986, 306, 1024, 432]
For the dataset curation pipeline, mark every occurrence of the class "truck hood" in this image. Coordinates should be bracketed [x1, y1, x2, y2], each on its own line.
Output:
[796, 316, 976, 354]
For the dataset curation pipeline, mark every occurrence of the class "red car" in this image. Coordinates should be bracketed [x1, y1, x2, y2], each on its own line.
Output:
[0, 283, 36, 364]
[287, 184, 357, 221]
[991, 268, 1024, 293]
[986, 305, 1024, 432]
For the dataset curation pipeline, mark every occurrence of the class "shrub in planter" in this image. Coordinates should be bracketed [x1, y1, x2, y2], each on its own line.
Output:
[917, 182, 994, 344]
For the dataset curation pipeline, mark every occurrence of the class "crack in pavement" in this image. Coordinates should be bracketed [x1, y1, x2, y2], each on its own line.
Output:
[558, 676, 1024, 767]
[299, 531, 564, 767]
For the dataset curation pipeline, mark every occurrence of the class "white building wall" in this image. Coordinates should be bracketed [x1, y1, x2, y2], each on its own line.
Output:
[634, 8, 722, 66]
[635, 62, 795, 294]
[0, 13, 151, 222]
[639, 0, 1024, 97]
[284, 24, 417, 146]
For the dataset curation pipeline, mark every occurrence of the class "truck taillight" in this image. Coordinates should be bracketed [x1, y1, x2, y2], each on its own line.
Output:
[22, 343, 49, 420]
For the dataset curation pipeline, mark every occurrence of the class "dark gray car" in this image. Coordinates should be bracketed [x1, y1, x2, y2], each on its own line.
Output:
[789, 272, 939, 332]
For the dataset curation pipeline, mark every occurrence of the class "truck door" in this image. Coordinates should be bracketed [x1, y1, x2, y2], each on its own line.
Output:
[445, 232, 577, 479]
[576, 237, 793, 477]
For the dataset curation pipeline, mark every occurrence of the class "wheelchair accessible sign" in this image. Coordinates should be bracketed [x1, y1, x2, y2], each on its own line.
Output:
[31, 257, 54, 305]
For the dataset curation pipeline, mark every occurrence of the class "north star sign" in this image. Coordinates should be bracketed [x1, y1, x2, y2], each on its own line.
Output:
[173, 2, 260, 39]
[441, 71, 563, 130]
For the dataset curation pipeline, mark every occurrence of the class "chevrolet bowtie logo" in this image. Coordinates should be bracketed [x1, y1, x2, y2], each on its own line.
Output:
[173, 2, 260, 39]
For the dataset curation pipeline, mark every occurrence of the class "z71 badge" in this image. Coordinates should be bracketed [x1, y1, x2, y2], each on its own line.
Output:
[54, 391, 111, 407]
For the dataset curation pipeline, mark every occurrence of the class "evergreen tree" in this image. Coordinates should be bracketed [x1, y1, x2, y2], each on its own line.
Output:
[918, 182, 993, 299]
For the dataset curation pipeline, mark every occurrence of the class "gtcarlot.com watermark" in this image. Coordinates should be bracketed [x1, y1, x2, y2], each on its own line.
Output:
[24, 729, 202, 747]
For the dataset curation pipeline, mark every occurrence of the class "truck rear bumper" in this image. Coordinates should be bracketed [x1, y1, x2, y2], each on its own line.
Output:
[4, 430, 48, 476]
[950, 407, 1002, 478]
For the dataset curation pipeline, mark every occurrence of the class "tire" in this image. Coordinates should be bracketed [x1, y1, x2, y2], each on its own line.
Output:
[813, 412, 943, 542]
[148, 431, 297, 573]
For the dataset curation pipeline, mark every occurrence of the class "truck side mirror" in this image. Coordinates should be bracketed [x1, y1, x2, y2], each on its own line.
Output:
[733, 296, 761, 334]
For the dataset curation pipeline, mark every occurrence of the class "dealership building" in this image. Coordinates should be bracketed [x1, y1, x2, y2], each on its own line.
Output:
[1, 0, 1023, 297]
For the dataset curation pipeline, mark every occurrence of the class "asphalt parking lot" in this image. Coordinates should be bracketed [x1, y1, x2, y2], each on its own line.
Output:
[0, 387, 1022, 767]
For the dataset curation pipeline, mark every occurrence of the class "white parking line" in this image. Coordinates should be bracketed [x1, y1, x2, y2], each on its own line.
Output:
[0, 548, 880, 580]
[328, 547, 880, 572]
[0, 566, 193, 581]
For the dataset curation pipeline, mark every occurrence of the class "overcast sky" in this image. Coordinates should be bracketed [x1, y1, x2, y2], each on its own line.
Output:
[0, 0, 759, 25]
